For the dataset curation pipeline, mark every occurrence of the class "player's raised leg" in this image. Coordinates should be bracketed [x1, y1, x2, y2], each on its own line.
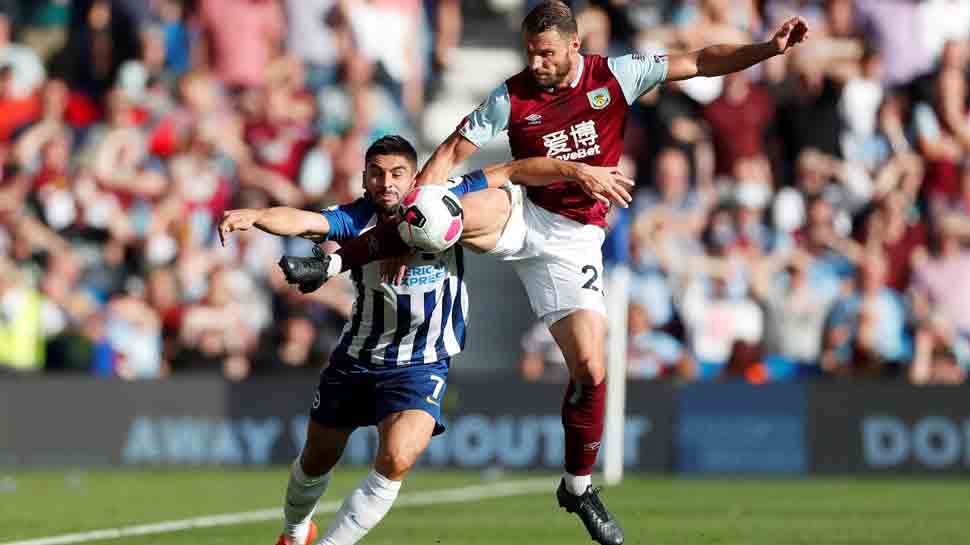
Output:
[277, 420, 353, 545]
[549, 309, 623, 545]
[451, 186, 515, 252]
[318, 409, 437, 545]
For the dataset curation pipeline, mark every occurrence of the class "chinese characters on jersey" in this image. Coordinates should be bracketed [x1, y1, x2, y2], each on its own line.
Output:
[542, 120, 602, 161]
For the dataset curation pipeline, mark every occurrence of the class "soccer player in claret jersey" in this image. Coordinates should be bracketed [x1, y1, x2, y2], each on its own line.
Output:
[307, 4, 809, 544]
[218, 135, 631, 545]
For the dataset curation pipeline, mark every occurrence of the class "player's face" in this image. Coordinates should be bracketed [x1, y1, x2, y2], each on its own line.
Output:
[363, 154, 416, 213]
[523, 29, 579, 88]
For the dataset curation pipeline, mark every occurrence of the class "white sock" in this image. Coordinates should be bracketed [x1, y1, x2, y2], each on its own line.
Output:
[563, 472, 592, 496]
[326, 253, 342, 277]
[283, 457, 331, 545]
[318, 469, 402, 545]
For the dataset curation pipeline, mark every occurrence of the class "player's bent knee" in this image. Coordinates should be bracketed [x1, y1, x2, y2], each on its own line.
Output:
[569, 356, 606, 385]
[374, 451, 417, 480]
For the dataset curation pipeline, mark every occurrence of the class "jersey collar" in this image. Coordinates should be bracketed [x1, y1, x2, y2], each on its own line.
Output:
[570, 55, 585, 88]
[544, 55, 584, 93]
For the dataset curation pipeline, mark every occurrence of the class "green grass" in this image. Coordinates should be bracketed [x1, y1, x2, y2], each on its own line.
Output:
[1, 468, 968, 545]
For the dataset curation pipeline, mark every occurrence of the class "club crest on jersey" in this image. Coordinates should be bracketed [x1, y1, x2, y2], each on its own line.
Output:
[587, 87, 611, 110]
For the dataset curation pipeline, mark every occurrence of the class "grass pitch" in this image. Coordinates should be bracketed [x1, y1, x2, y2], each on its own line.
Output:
[1, 468, 967, 545]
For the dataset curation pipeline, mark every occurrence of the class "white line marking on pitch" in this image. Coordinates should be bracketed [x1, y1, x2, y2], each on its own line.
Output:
[1, 477, 554, 545]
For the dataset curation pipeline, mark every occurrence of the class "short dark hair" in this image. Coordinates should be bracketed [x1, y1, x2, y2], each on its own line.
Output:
[364, 135, 417, 169]
[522, 1, 577, 36]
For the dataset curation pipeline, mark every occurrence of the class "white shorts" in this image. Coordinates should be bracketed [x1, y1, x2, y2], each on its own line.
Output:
[486, 184, 606, 326]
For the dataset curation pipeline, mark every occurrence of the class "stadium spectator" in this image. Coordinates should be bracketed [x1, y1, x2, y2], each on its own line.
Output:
[911, 215, 970, 339]
[854, 0, 933, 87]
[858, 192, 927, 292]
[0, 10, 45, 100]
[155, 0, 192, 76]
[116, 24, 177, 102]
[791, 193, 859, 301]
[0, 258, 51, 373]
[703, 70, 775, 176]
[197, 0, 285, 90]
[338, 0, 427, 118]
[174, 265, 265, 381]
[680, 271, 764, 380]
[751, 251, 830, 379]
[915, 52, 970, 214]
[284, 0, 341, 93]
[17, 1, 71, 64]
[625, 76, 714, 189]
[909, 312, 968, 386]
[632, 147, 709, 262]
[838, 45, 885, 167]
[728, 159, 778, 258]
[244, 84, 317, 189]
[822, 251, 911, 377]
[62, 0, 141, 98]
[104, 293, 164, 379]
[775, 61, 845, 176]
[626, 301, 694, 381]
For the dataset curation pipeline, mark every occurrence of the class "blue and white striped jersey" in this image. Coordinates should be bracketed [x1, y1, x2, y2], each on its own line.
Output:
[322, 170, 488, 366]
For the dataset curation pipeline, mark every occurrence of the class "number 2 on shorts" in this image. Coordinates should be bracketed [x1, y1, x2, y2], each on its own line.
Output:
[581, 265, 599, 291]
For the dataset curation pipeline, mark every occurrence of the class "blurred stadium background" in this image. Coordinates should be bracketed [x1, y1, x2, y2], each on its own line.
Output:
[2, 1, 970, 544]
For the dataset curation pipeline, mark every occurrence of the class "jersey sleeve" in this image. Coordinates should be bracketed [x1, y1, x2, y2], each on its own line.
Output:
[321, 198, 376, 242]
[458, 83, 511, 148]
[607, 53, 669, 105]
[445, 170, 488, 198]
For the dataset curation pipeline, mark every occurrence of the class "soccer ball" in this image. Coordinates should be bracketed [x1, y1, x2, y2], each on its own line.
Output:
[397, 185, 464, 253]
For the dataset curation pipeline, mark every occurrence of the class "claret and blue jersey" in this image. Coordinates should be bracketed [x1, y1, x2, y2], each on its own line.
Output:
[458, 53, 668, 227]
[320, 170, 488, 368]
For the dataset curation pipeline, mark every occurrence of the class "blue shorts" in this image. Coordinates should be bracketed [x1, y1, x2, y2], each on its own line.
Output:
[310, 352, 449, 435]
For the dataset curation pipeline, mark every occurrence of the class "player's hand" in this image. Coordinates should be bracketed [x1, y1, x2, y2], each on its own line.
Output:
[218, 209, 263, 247]
[772, 16, 809, 55]
[573, 164, 635, 208]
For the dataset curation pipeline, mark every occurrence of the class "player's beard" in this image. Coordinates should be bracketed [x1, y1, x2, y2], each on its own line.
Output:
[371, 188, 402, 216]
[374, 181, 414, 215]
[531, 57, 573, 89]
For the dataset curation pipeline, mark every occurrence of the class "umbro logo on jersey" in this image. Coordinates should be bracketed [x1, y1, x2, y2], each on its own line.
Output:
[525, 114, 543, 125]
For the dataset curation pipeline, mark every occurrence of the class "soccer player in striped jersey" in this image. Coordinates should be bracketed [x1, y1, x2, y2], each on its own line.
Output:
[218, 135, 632, 545]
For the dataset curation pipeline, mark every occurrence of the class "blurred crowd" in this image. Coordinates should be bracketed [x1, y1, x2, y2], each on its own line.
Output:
[2, 1, 969, 387]
[521, 0, 970, 386]
[0, 0, 460, 380]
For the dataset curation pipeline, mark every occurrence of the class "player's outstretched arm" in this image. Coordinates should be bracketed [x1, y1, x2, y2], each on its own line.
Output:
[415, 130, 481, 186]
[482, 158, 635, 208]
[665, 16, 809, 81]
[218, 207, 330, 246]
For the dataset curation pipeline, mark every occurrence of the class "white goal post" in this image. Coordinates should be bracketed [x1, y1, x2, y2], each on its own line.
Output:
[602, 264, 631, 485]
